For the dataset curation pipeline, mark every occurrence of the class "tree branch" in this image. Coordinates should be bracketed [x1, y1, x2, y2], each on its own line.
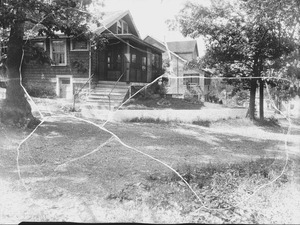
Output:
[24, 18, 39, 25]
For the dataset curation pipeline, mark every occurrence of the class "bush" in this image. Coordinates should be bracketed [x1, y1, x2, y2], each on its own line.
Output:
[131, 80, 167, 100]
[24, 82, 56, 98]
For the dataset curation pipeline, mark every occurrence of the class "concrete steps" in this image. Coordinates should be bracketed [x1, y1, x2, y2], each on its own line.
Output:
[87, 81, 130, 109]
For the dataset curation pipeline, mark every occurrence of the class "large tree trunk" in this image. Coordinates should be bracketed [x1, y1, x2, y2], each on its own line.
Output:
[249, 78, 257, 120]
[259, 78, 264, 120]
[0, 21, 36, 128]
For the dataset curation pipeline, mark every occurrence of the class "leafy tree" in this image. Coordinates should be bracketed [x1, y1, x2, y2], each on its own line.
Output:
[173, 0, 299, 120]
[0, 0, 104, 127]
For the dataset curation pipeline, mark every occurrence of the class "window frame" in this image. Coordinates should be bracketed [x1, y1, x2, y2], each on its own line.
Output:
[142, 56, 147, 72]
[70, 39, 89, 51]
[117, 21, 122, 34]
[50, 39, 67, 66]
[122, 21, 128, 34]
[116, 20, 129, 34]
[107, 47, 122, 71]
[131, 53, 137, 64]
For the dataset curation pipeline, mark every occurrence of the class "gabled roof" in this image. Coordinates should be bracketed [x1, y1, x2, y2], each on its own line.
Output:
[144, 35, 166, 52]
[95, 10, 140, 38]
[167, 40, 198, 55]
[144, 35, 188, 62]
[105, 34, 164, 53]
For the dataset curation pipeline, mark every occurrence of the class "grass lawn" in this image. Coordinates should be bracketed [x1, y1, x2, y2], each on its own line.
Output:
[0, 97, 299, 223]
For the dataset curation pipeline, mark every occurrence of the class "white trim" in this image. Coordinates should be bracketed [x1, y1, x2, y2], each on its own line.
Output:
[70, 39, 89, 51]
[50, 39, 67, 66]
[50, 77, 88, 83]
[56, 75, 73, 99]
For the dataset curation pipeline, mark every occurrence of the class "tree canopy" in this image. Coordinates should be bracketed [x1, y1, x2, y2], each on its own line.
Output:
[173, 0, 300, 119]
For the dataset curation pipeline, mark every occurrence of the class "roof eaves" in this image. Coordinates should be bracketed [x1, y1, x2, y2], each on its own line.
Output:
[106, 34, 164, 53]
[126, 11, 140, 38]
[95, 10, 128, 35]
[144, 35, 188, 62]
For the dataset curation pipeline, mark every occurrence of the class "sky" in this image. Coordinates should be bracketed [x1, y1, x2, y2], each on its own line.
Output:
[101, 0, 211, 56]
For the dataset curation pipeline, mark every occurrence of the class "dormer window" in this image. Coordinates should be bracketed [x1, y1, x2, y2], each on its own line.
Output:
[117, 20, 128, 34]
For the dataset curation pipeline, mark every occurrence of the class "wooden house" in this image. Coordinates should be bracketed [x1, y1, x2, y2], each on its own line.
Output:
[21, 10, 163, 107]
[144, 35, 211, 100]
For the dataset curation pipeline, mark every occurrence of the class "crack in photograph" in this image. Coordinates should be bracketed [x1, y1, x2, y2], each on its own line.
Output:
[0, 0, 300, 224]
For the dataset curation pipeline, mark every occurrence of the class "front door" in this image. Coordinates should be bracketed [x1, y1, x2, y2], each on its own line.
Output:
[106, 44, 123, 81]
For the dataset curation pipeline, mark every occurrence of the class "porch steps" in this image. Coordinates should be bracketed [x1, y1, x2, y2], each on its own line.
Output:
[86, 81, 130, 109]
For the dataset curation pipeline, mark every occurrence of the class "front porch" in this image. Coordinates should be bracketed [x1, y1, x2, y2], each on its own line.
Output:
[93, 35, 163, 84]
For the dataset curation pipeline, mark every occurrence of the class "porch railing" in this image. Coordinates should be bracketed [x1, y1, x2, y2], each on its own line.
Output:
[72, 73, 94, 111]
[107, 72, 125, 110]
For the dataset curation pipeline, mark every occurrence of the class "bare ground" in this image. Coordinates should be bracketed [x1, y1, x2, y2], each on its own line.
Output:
[0, 96, 300, 223]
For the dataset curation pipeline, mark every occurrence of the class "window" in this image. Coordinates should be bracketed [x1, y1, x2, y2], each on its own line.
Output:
[142, 56, 147, 71]
[131, 54, 136, 63]
[51, 40, 67, 66]
[117, 20, 129, 34]
[204, 77, 211, 85]
[71, 39, 88, 51]
[152, 54, 159, 68]
[184, 74, 199, 85]
[123, 22, 128, 34]
[107, 47, 122, 70]
[116, 54, 121, 69]
[107, 54, 111, 69]
[204, 74, 211, 85]
[117, 21, 122, 34]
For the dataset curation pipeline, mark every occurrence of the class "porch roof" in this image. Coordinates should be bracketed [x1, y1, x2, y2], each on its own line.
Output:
[104, 33, 164, 53]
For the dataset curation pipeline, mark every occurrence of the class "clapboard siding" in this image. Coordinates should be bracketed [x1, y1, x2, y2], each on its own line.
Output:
[22, 38, 90, 84]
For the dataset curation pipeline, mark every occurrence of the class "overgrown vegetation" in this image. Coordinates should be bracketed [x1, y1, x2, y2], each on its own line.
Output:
[24, 82, 56, 98]
[107, 158, 299, 224]
[192, 119, 211, 127]
[124, 117, 171, 124]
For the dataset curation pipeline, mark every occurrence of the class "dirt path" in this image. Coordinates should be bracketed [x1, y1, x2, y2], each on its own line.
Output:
[0, 116, 298, 223]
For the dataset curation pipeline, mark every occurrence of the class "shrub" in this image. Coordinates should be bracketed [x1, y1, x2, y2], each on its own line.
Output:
[192, 120, 211, 127]
[24, 82, 56, 98]
[131, 80, 167, 100]
[124, 117, 170, 124]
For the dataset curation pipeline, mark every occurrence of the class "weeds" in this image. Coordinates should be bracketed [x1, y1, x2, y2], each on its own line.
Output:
[124, 117, 171, 124]
[192, 120, 211, 127]
[107, 158, 299, 224]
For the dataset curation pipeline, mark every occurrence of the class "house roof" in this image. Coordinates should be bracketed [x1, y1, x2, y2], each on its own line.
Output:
[105, 34, 164, 53]
[143, 35, 166, 52]
[143, 35, 187, 62]
[95, 10, 140, 38]
[167, 40, 198, 55]
[144, 35, 211, 74]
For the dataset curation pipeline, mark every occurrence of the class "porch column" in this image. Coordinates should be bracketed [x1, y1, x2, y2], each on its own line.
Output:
[147, 48, 152, 82]
[124, 41, 130, 82]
